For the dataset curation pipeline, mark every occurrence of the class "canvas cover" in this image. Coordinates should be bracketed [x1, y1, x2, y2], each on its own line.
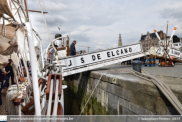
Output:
[0, 35, 18, 55]
[0, 24, 16, 39]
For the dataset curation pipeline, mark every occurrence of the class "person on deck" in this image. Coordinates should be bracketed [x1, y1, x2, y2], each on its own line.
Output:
[0, 66, 9, 86]
[2, 63, 11, 88]
[0, 66, 10, 105]
[0, 68, 3, 105]
[69, 40, 78, 56]
[6, 59, 15, 85]
[79, 50, 86, 54]
[48, 45, 58, 64]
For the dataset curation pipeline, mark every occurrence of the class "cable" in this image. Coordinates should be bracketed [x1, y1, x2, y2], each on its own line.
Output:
[76, 73, 105, 122]
[37, 0, 56, 53]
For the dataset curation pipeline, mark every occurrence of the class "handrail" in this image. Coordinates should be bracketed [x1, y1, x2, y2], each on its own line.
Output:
[46, 74, 63, 115]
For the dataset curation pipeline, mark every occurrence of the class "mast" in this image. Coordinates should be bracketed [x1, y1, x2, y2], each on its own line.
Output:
[24, 0, 29, 19]
[25, 0, 41, 115]
[26, 22, 41, 115]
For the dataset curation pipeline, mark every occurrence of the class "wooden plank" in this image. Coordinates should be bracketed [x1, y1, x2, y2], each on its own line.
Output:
[0, 93, 6, 115]
[52, 75, 57, 100]
[66, 40, 69, 56]
[57, 47, 66, 51]
[46, 74, 52, 100]
[13, 98, 22, 106]
[25, 107, 35, 115]
[41, 79, 47, 91]
[58, 75, 62, 99]
[21, 99, 34, 113]
[38, 78, 43, 86]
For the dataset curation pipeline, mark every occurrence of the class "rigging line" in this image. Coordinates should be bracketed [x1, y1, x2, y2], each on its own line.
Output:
[37, 0, 57, 53]
[76, 73, 105, 122]
[11, 0, 23, 24]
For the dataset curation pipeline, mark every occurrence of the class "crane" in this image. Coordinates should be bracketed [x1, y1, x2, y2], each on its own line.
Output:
[77, 45, 91, 52]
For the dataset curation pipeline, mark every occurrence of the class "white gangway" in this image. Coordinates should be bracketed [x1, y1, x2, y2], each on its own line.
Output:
[53, 43, 148, 77]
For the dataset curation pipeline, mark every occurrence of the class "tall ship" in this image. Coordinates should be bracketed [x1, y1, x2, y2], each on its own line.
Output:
[0, 0, 68, 116]
[1, 0, 182, 120]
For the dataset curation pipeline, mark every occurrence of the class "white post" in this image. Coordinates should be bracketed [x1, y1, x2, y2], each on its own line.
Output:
[40, 44, 44, 70]
[26, 22, 41, 115]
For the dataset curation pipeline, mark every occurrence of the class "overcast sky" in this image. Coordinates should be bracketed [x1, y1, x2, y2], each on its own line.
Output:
[27, 0, 182, 52]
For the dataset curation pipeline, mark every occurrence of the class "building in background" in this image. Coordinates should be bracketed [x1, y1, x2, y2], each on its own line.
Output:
[139, 31, 165, 52]
[140, 30, 182, 52]
[118, 33, 122, 46]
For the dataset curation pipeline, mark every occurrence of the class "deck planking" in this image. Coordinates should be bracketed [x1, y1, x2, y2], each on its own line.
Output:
[0, 89, 7, 115]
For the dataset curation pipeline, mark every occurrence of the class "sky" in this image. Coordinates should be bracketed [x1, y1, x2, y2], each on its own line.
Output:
[27, 0, 182, 52]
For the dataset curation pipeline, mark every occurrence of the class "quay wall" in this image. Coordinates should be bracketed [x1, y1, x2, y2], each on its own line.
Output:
[63, 71, 182, 115]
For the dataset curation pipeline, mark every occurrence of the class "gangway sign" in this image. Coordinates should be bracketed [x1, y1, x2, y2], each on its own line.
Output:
[59, 43, 145, 76]
[156, 46, 181, 58]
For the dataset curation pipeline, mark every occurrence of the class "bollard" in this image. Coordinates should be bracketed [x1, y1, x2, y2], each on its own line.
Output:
[132, 60, 142, 72]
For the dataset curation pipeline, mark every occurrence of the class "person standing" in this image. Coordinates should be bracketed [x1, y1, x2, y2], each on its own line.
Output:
[6, 59, 15, 85]
[79, 50, 86, 54]
[69, 40, 78, 56]
[48, 45, 58, 64]
[0, 68, 3, 105]
[0, 66, 10, 105]
[2, 62, 11, 87]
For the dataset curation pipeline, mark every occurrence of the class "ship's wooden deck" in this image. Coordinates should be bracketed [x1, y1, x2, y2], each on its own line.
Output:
[0, 89, 8, 115]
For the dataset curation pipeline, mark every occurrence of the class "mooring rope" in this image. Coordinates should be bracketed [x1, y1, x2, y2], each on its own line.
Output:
[132, 69, 182, 115]
[76, 73, 105, 122]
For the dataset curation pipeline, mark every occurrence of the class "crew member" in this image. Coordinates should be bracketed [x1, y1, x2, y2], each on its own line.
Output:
[69, 40, 78, 56]
[48, 45, 58, 63]
[79, 50, 86, 54]
[6, 59, 15, 85]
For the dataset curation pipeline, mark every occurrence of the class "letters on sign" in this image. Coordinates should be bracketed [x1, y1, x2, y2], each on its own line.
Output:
[171, 48, 181, 58]
[156, 46, 181, 58]
[60, 43, 142, 70]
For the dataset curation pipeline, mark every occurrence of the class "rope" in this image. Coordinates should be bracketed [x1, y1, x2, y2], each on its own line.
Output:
[132, 69, 182, 115]
[11, 62, 20, 91]
[10, 91, 21, 101]
[76, 73, 104, 122]
[6, 86, 19, 115]
[21, 53, 31, 87]
[37, 0, 57, 54]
